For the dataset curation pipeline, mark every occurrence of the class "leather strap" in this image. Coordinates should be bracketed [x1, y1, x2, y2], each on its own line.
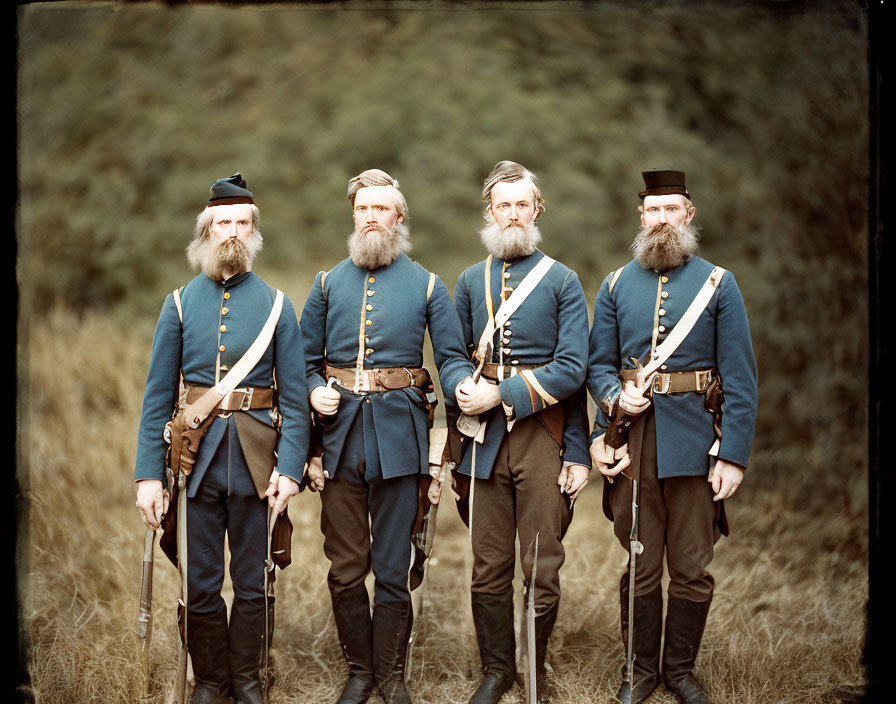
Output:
[325, 364, 431, 393]
[621, 367, 714, 395]
[481, 362, 540, 380]
[183, 385, 275, 411]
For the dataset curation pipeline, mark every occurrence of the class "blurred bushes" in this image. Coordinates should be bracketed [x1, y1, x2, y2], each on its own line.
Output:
[18, 2, 867, 478]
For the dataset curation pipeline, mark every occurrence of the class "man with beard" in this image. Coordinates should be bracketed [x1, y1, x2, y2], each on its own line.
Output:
[437, 161, 591, 704]
[134, 174, 310, 704]
[300, 169, 472, 704]
[587, 170, 757, 704]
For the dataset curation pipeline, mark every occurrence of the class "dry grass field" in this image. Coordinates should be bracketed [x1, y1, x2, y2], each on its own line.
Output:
[19, 307, 867, 703]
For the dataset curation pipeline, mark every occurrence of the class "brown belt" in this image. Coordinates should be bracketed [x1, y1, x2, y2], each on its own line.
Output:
[619, 368, 714, 394]
[481, 362, 541, 381]
[183, 385, 275, 412]
[325, 364, 431, 393]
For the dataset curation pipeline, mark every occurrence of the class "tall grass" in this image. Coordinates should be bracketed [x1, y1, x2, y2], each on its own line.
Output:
[20, 307, 866, 703]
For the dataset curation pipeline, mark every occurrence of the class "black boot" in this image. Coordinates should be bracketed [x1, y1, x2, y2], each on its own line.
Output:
[662, 596, 713, 704]
[331, 583, 375, 704]
[615, 579, 663, 704]
[533, 602, 559, 703]
[468, 590, 515, 704]
[372, 600, 412, 704]
[229, 597, 266, 704]
[188, 603, 233, 704]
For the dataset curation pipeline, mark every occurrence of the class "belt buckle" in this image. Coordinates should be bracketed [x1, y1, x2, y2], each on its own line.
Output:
[358, 370, 371, 393]
[651, 373, 671, 395]
[239, 387, 254, 411]
[696, 370, 711, 392]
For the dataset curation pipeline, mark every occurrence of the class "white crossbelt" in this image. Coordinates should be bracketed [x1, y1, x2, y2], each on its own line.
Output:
[638, 267, 726, 383]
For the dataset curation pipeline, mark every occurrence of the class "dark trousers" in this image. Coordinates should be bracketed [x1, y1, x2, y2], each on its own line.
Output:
[609, 410, 718, 602]
[470, 414, 570, 609]
[187, 423, 269, 615]
[320, 412, 419, 605]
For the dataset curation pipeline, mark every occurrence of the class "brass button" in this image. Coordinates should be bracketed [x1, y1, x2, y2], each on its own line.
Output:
[661, 291, 668, 299]
[367, 290, 374, 297]
[658, 309, 666, 316]
[659, 325, 666, 332]
[502, 338, 510, 344]
[504, 329, 512, 336]
[223, 292, 231, 299]
[221, 307, 229, 315]
[365, 336, 370, 343]
[219, 344, 226, 352]
[368, 276, 375, 283]
[661, 276, 669, 284]
[220, 324, 227, 332]
[503, 272, 511, 279]
[366, 348, 373, 355]
[365, 319, 372, 326]
[511, 360, 519, 365]
[365, 398, 371, 404]
[219, 364, 229, 371]
[366, 304, 373, 311]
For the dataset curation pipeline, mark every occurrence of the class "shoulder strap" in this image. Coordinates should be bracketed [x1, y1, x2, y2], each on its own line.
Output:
[173, 287, 184, 323]
[426, 272, 436, 302]
[608, 266, 624, 294]
[640, 267, 726, 380]
[182, 290, 285, 427]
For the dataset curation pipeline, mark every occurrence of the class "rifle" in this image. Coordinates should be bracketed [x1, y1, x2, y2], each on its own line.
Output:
[263, 506, 275, 702]
[134, 529, 156, 696]
[172, 471, 189, 704]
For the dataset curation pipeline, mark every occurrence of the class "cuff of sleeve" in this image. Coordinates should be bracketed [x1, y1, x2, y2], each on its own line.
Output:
[499, 374, 540, 420]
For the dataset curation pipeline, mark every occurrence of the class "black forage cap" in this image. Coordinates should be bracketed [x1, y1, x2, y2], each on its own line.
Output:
[207, 173, 255, 206]
[638, 169, 689, 199]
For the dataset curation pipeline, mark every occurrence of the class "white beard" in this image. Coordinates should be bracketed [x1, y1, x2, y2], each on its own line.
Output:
[631, 221, 700, 272]
[192, 232, 263, 280]
[347, 222, 412, 270]
[479, 220, 542, 261]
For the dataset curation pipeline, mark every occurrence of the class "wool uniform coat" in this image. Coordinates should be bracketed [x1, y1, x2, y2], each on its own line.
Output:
[452, 249, 591, 479]
[587, 255, 758, 478]
[301, 253, 473, 480]
[134, 271, 311, 496]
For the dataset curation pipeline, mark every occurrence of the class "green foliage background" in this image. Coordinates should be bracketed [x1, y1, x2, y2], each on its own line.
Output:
[18, 1, 868, 485]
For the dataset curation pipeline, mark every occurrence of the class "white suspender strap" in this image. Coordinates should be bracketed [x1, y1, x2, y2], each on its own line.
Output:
[608, 266, 624, 294]
[640, 267, 726, 380]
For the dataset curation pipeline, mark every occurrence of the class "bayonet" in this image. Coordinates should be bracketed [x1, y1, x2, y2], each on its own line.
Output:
[134, 528, 156, 696]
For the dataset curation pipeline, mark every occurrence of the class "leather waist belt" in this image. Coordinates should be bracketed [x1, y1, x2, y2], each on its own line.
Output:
[481, 362, 542, 381]
[325, 364, 431, 393]
[620, 368, 714, 395]
[184, 385, 275, 411]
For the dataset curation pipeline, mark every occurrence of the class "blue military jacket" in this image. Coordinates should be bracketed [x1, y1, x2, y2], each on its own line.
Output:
[453, 249, 591, 479]
[301, 253, 473, 480]
[134, 272, 311, 495]
[587, 255, 758, 478]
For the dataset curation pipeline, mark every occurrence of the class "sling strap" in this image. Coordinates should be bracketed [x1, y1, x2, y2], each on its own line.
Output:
[474, 254, 556, 363]
[638, 267, 726, 383]
[172, 286, 284, 429]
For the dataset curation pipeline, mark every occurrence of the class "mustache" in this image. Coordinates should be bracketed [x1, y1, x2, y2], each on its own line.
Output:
[359, 223, 389, 236]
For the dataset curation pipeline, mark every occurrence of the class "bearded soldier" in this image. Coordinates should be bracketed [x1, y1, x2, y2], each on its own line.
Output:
[134, 174, 310, 704]
[436, 161, 591, 704]
[300, 169, 472, 704]
[587, 170, 757, 704]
